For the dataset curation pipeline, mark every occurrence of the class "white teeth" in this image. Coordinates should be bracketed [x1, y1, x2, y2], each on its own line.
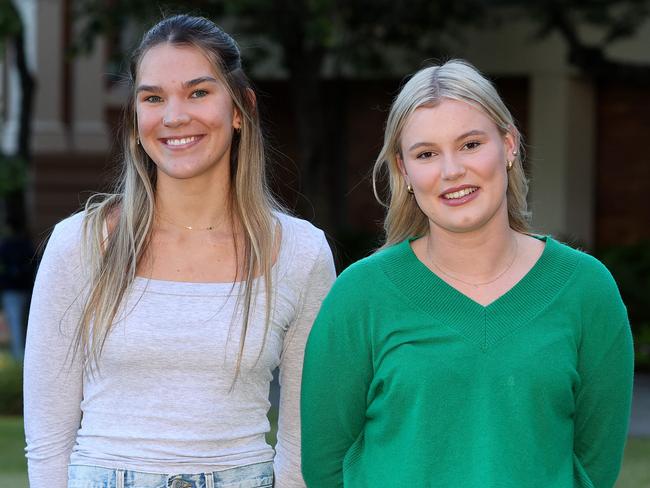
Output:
[443, 187, 477, 199]
[166, 136, 197, 146]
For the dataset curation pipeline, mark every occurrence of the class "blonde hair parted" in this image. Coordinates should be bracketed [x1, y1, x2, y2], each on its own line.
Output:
[75, 15, 280, 376]
[372, 59, 530, 248]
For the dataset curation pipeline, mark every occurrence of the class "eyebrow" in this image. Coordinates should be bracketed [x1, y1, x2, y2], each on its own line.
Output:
[406, 130, 488, 152]
[135, 76, 219, 94]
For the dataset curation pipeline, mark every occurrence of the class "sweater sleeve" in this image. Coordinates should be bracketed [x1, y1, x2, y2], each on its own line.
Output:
[300, 263, 374, 488]
[23, 216, 86, 488]
[274, 233, 336, 488]
[573, 256, 634, 488]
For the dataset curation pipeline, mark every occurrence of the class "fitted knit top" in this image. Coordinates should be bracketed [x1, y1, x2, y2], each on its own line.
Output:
[24, 211, 335, 488]
[301, 236, 634, 488]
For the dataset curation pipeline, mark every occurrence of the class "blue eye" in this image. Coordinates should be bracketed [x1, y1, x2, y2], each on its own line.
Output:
[143, 95, 163, 103]
[191, 89, 208, 98]
[417, 151, 435, 159]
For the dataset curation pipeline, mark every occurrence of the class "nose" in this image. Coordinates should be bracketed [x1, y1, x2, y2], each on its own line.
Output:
[162, 100, 190, 127]
[440, 154, 466, 180]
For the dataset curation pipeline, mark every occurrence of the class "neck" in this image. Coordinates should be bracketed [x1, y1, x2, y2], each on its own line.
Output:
[424, 220, 519, 283]
[154, 172, 234, 233]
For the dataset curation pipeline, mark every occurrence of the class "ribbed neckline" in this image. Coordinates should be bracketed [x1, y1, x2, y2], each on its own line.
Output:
[379, 236, 581, 350]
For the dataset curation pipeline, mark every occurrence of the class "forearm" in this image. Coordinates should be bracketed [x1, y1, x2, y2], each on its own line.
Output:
[23, 219, 85, 487]
[275, 234, 336, 487]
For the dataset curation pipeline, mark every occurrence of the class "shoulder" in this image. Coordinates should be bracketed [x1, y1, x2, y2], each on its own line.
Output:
[276, 211, 325, 248]
[44, 212, 87, 258]
[319, 241, 407, 313]
[547, 237, 620, 295]
[335, 240, 409, 288]
[274, 211, 335, 280]
[547, 237, 627, 323]
[33, 212, 90, 290]
[276, 212, 329, 260]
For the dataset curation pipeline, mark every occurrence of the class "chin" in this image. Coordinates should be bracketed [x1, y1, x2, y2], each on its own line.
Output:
[431, 215, 494, 234]
[156, 161, 213, 180]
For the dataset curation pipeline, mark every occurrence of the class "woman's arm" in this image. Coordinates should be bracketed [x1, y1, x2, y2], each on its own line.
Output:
[24, 216, 86, 488]
[573, 257, 634, 488]
[274, 233, 336, 488]
[300, 263, 374, 488]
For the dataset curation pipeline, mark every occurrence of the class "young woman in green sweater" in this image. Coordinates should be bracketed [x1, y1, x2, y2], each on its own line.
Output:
[301, 59, 634, 487]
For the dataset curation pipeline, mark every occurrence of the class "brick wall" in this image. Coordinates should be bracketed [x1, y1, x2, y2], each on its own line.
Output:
[596, 80, 650, 247]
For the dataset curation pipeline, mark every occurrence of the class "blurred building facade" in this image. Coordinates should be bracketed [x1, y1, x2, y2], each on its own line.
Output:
[2, 0, 649, 250]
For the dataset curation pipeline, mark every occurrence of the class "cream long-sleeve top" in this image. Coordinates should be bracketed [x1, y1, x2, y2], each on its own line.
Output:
[24, 211, 336, 488]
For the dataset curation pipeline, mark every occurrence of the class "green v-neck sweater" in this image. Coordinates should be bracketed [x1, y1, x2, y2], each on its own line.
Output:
[301, 237, 634, 488]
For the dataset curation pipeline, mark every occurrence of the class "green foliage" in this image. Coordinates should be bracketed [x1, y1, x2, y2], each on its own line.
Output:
[266, 406, 278, 447]
[598, 242, 650, 369]
[0, 0, 21, 53]
[518, 0, 650, 44]
[0, 416, 26, 475]
[631, 323, 650, 370]
[615, 437, 650, 488]
[0, 352, 23, 415]
[73, 0, 492, 76]
[73, 0, 178, 59]
[0, 155, 27, 196]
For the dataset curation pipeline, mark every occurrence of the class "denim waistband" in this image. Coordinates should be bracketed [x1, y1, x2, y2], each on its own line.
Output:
[68, 461, 274, 488]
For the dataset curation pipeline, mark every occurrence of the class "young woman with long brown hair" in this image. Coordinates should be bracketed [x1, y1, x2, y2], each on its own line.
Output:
[24, 14, 335, 488]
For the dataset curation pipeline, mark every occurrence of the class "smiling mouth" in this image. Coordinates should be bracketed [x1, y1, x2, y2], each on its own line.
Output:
[162, 135, 202, 147]
[442, 187, 479, 200]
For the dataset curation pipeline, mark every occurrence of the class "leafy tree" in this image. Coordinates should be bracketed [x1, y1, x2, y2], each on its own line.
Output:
[513, 0, 650, 80]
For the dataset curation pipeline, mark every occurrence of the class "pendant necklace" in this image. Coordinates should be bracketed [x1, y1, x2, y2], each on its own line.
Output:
[157, 212, 222, 231]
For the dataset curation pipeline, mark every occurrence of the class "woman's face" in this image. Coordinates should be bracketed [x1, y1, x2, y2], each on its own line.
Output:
[398, 98, 516, 236]
[135, 43, 241, 183]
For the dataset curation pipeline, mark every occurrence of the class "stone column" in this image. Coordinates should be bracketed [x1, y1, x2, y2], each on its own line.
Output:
[71, 36, 109, 152]
[528, 74, 596, 248]
[25, 0, 67, 153]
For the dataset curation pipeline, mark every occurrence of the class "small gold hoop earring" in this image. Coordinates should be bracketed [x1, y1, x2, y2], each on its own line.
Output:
[136, 136, 141, 146]
[506, 159, 513, 170]
[407, 183, 414, 194]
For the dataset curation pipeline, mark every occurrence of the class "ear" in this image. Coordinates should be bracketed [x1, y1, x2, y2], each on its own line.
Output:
[503, 126, 518, 160]
[233, 108, 242, 130]
[232, 88, 256, 130]
[396, 152, 408, 177]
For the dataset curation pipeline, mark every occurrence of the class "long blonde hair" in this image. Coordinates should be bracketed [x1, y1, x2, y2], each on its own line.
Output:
[75, 15, 281, 376]
[373, 59, 530, 247]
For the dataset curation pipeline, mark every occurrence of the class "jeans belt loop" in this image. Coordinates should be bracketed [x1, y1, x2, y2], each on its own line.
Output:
[205, 471, 215, 488]
[116, 468, 125, 488]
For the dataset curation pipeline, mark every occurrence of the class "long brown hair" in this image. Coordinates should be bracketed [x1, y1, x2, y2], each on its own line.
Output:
[76, 15, 281, 377]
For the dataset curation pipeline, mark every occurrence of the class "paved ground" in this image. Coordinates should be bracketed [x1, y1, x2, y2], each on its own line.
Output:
[630, 373, 650, 437]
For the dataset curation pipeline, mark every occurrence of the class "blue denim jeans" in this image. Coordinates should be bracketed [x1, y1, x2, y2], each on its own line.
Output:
[1, 290, 28, 360]
[68, 461, 274, 488]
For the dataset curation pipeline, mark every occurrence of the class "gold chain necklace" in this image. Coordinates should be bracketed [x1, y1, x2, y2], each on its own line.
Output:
[157, 213, 221, 231]
[427, 237, 519, 288]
